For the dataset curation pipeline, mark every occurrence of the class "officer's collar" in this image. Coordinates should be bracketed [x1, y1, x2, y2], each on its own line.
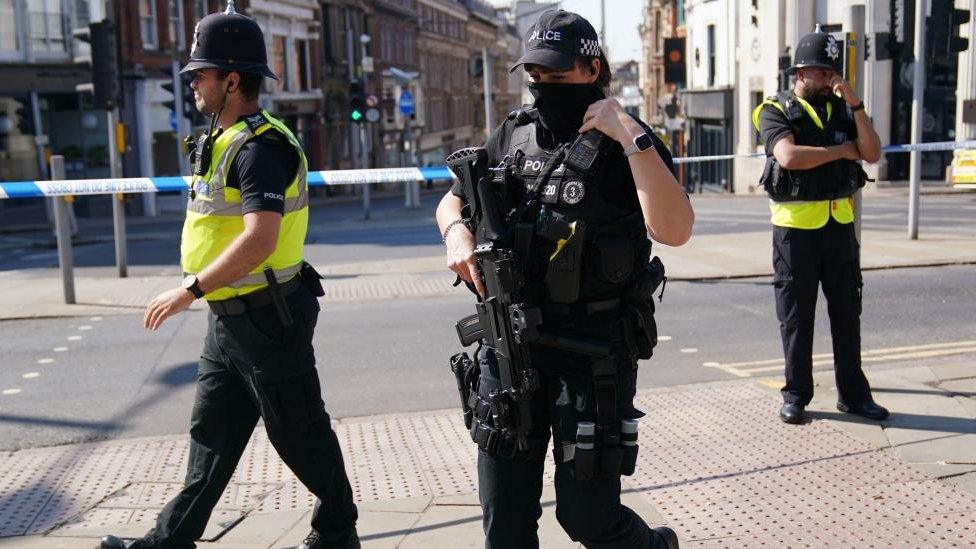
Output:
[237, 111, 268, 133]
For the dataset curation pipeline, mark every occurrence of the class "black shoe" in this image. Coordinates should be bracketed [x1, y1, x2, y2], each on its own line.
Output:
[99, 536, 150, 549]
[652, 526, 679, 549]
[297, 529, 361, 549]
[837, 400, 890, 421]
[779, 403, 805, 424]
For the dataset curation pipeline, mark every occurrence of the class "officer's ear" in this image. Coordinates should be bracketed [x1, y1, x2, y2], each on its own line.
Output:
[225, 72, 239, 95]
[585, 58, 600, 83]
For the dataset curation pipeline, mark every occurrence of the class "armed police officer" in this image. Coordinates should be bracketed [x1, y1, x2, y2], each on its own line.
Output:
[436, 10, 693, 549]
[100, 4, 359, 549]
[753, 25, 889, 426]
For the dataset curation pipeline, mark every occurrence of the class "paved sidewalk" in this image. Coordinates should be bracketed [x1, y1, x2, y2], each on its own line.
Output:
[0, 361, 973, 548]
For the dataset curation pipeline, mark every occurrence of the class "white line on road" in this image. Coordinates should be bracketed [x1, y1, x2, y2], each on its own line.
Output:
[90, 316, 103, 322]
[22, 373, 40, 379]
[704, 340, 976, 377]
[680, 348, 699, 354]
[68, 335, 82, 341]
[53, 347, 68, 352]
[2, 389, 21, 395]
[659, 335, 672, 341]
[77, 325, 92, 331]
[37, 358, 54, 364]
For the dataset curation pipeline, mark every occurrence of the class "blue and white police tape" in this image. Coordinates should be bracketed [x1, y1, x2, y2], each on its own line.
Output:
[2, 141, 974, 199]
[0, 166, 457, 200]
[672, 140, 976, 164]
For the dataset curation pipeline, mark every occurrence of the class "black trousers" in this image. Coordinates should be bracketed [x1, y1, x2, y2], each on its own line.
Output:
[773, 218, 872, 407]
[475, 322, 667, 549]
[143, 285, 358, 548]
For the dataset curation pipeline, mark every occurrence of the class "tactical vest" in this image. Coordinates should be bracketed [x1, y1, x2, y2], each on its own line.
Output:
[753, 90, 866, 203]
[504, 114, 650, 304]
[180, 110, 309, 301]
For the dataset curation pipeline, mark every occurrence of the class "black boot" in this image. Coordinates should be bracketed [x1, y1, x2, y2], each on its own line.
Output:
[99, 535, 152, 549]
[297, 528, 360, 549]
[652, 526, 679, 549]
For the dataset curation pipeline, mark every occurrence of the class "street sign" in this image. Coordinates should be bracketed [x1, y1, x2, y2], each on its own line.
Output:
[365, 94, 379, 108]
[399, 90, 415, 116]
[169, 111, 177, 131]
[362, 56, 374, 73]
[365, 107, 381, 123]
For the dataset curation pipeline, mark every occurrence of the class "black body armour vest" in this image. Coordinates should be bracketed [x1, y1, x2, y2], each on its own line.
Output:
[503, 115, 650, 305]
[761, 90, 867, 202]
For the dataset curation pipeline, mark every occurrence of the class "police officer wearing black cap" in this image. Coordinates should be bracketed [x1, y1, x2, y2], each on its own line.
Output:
[436, 10, 693, 549]
[752, 25, 888, 426]
[99, 2, 359, 548]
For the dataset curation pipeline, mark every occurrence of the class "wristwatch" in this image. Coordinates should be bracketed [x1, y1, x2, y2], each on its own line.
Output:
[850, 102, 865, 112]
[181, 274, 205, 298]
[623, 131, 654, 157]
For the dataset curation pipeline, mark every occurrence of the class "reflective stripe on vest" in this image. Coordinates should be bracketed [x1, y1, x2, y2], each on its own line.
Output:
[753, 97, 850, 228]
[180, 110, 309, 301]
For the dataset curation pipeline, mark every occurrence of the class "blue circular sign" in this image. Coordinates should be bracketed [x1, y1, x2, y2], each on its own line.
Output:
[399, 90, 415, 116]
[169, 111, 178, 131]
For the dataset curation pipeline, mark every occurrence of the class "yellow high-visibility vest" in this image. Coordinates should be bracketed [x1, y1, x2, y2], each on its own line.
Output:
[752, 96, 855, 229]
[180, 110, 309, 301]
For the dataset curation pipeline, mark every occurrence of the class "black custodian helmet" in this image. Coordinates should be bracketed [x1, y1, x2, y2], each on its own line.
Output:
[180, 0, 278, 80]
[790, 24, 842, 74]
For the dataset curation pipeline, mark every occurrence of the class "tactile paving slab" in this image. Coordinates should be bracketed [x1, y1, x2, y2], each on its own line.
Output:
[1, 380, 973, 547]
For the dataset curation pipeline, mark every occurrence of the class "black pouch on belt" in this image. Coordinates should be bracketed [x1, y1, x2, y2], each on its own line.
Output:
[299, 261, 325, 297]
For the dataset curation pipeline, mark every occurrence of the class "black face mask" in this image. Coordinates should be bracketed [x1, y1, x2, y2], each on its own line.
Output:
[527, 81, 605, 135]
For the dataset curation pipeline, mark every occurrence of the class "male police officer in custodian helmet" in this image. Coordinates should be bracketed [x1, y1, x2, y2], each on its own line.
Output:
[99, 3, 359, 549]
[436, 10, 693, 549]
[753, 25, 888, 426]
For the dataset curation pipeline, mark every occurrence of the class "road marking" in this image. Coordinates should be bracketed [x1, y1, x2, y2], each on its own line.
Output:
[37, 358, 54, 364]
[53, 347, 68, 352]
[22, 373, 40, 379]
[705, 340, 976, 378]
[2, 389, 21, 395]
[659, 335, 672, 342]
[77, 325, 92, 331]
[680, 348, 698, 354]
[90, 316, 103, 322]
[68, 335, 82, 341]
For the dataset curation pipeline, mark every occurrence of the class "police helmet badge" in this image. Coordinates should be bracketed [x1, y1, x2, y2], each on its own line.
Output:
[824, 34, 840, 61]
[560, 180, 585, 205]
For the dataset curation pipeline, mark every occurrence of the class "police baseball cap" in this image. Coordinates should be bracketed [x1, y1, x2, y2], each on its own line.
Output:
[509, 10, 602, 73]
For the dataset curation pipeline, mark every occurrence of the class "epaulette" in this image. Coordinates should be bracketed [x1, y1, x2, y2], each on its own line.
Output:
[507, 107, 538, 126]
[243, 112, 268, 133]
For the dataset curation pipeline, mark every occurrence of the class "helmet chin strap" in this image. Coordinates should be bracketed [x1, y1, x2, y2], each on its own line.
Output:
[202, 83, 231, 159]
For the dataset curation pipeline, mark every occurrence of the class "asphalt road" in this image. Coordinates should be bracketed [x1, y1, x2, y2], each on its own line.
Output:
[3, 192, 976, 271]
[0, 264, 974, 451]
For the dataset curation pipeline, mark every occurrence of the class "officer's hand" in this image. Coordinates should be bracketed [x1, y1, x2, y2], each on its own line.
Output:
[579, 98, 643, 146]
[839, 141, 861, 161]
[445, 224, 486, 299]
[830, 76, 859, 106]
[144, 287, 195, 331]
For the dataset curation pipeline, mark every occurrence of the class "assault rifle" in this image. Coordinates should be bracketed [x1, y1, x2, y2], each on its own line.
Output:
[445, 147, 610, 452]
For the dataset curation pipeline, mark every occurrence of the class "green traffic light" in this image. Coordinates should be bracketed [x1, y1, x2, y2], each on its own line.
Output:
[351, 110, 363, 121]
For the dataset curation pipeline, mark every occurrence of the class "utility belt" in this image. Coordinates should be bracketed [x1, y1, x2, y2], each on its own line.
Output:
[762, 157, 868, 202]
[207, 262, 325, 324]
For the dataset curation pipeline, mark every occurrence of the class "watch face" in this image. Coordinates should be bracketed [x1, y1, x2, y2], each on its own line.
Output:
[635, 133, 654, 151]
[182, 275, 196, 289]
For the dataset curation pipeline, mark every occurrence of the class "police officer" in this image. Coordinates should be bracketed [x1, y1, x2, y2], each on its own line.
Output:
[100, 4, 359, 549]
[753, 25, 889, 425]
[436, 10, 693, 549]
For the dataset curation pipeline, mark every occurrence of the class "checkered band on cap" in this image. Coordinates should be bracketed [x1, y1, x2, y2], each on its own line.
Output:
[579, 38, 601, 56]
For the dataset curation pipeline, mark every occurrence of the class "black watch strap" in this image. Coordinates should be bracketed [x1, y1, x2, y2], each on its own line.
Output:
[851, 102, 865, 112]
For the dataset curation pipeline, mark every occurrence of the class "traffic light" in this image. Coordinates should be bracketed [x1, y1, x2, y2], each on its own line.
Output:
[663, 38, 686, 86]
[928, 0, 970, 60]
[349, 80, 365, 123]
[14, 98, 34, 135]
[74, 21, 121, 110]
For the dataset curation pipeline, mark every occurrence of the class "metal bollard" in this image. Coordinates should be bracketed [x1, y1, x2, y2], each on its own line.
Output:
[50, 156, 75, 304]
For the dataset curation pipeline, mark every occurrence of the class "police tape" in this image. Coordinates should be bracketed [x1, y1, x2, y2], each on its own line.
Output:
[0, 166, 456, 200]
[672, 140, 976, 164]
[2, 141, 974, 199]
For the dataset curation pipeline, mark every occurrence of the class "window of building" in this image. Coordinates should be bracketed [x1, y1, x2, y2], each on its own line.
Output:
[194, 0, 207, 21]
[272, 34, 287, 91]
[0, 0, 19, 53]
[28, 0, 68, 54]
[753, 91, 763, 148]
[140, 0, 158, 50]
[295, 38, 308, 91]
[706, 24, 715, 87]
[167, 0, 184, 50]
[676, 0, 684, 26]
